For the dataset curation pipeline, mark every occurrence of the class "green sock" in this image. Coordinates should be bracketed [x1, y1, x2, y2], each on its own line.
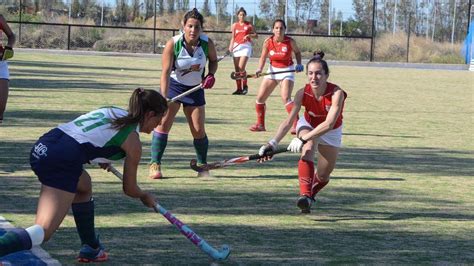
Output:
[150, 131, 168, 164]
[193, 135, 208, 164]
[72, 199, 99, 248]
[0, 228, 32, 256]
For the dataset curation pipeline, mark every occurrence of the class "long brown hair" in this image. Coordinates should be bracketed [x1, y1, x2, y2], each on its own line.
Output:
[111, 88, 168, 129]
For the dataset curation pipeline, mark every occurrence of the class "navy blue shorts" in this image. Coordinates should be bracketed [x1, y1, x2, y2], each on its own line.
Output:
[30, 128, 87, 193]
[168, 78, 206, 106]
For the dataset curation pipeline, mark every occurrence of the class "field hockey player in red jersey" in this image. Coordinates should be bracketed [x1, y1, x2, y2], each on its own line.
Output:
[228, 7, 258, 95]
[148, 8, 218, 179]
[258, 51, 347, 214]
[249, 19, 303, 134]
[0, 88, 168, 262]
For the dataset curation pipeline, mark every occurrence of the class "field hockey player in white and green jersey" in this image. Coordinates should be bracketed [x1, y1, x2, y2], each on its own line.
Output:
[0, 88, 168, 262]
[149, 8, 218, 179]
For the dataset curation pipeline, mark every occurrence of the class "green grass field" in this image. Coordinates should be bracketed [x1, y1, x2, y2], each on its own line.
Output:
[0, 51, 473, 264]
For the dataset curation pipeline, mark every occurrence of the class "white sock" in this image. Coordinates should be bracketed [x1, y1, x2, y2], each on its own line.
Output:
[26, 225, 44, 246]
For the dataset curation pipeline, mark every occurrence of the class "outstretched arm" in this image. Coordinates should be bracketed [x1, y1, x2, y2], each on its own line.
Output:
[121, 132, 156, 208]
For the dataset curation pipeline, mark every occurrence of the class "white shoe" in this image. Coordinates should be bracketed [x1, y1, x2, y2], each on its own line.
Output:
[197, 171, 211, 177]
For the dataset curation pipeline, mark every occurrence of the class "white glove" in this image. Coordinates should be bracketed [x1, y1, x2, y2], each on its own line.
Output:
[287, 137, 307, 153]
[258, 139, 278, 156]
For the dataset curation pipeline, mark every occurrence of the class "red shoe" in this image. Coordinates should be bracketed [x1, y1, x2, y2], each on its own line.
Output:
[249, 123, 266, 132]
[290, 126, 297, 135]
[77, 244, 108, 263]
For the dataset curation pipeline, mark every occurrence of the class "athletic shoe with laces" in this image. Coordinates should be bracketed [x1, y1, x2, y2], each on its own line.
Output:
[242, 85, 248, 95]
[77, 243, 108, 263]
[249, 123, 266, 132]
[232, 89, 244, 95]
[149, 162, 162, 179]
[296, 195, 314, 214]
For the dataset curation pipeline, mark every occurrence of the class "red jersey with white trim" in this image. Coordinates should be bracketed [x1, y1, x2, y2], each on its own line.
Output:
[233, 21, 253, 44]
[265, 36, 294, 68]
[302, 82, 347, 129]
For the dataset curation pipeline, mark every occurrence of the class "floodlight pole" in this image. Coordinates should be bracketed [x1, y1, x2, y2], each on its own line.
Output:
[153, 0, 157, 54]
[370, 0, 376, 62]
[467, 0, 472, 36]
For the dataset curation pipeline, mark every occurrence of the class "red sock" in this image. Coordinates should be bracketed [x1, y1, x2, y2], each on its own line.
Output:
[311, 172, 329, 199]
[242, 78, 248, 87]
[256, 103, 265, 126]
[298, 159, 314, 197]
[236, 80, 242, 91]
[285, 101, 298, 128]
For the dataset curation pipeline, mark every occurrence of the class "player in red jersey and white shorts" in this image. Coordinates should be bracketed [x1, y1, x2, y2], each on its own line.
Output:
[258, 51, 347, 214]
[249, 19, 303, 134]
[228, 7, 257, 95]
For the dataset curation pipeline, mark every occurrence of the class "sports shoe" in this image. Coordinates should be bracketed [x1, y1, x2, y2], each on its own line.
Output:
[249, 123, 266, 132]
[242, 85, 248, 95]
[77, 243, 108, 263]
[296, 195, 314, 214]
[149, 162, 162, 179]
[197, 170, 211, 177]
[232, 89, 244, 95]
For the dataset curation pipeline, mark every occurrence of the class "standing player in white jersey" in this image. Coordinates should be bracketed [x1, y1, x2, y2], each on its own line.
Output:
[149, 8, 218, 179]
[0, 88, 168, 262]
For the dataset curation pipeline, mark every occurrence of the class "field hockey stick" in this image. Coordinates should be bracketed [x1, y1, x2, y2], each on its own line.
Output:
[217, 42, 242, 62]
[230, 69, 296, 80]
[107, 165, 231, 261]
[190, 147, 288, 172]
[168, 84, 203, 103]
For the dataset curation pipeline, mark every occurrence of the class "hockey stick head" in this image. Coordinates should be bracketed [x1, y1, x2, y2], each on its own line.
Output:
[190, 159, 208, 172]
[211, 244, 231, 261]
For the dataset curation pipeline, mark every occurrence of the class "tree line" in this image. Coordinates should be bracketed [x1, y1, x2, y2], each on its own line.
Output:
[1, 0, 471, 42]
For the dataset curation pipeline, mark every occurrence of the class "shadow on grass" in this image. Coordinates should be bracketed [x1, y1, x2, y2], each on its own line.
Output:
[1, 137, 472, 176]
[2, 175, 472, 264]
[32, 223, 473, 264]
[10, 60, 154, 72]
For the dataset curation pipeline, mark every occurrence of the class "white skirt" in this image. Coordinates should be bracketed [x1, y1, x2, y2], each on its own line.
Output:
[264, 65, 295, 82]
[232, 42, 252, 58]
[296, 116, 343, 148]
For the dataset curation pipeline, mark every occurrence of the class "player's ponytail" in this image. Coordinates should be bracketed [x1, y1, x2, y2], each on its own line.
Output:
[307, 50, 329, 75]
[112, 88, 168, 129]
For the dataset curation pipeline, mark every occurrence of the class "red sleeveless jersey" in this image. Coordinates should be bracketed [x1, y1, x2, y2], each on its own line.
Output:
[302, 83, 347, 129]
[265, 36, 294, 68]
[233, 21, 253, 44]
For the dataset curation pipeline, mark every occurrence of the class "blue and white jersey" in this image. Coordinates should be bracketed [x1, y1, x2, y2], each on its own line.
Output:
[170, 33, 209, 86]
[58, 107, 138, 163]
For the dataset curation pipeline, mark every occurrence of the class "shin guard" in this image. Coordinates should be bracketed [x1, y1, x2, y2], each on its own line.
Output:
[72, 199, 99, 249]
[285, 101, 298, 128]
[150, 131, 168, 164]
[298, 159, 314, 197]
[311, 172, 329, 199]
[0, 228, 32, 256]
[193, 135, 209, 164]
[256, 102, 266, 126]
